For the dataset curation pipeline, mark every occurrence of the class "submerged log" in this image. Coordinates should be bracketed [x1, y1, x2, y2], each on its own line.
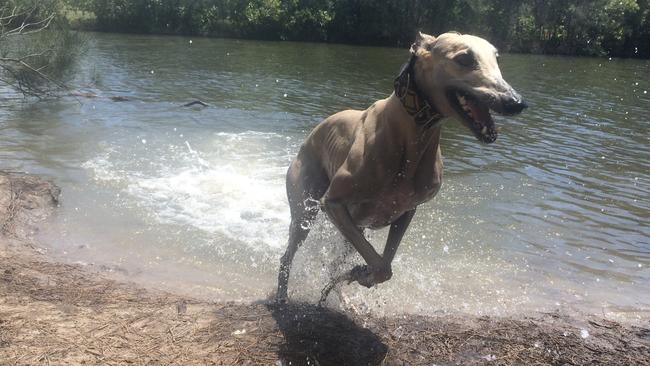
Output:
[183, 100, 209, 107]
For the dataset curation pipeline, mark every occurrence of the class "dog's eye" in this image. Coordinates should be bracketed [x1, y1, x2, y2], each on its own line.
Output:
[453, 53, 477, 68]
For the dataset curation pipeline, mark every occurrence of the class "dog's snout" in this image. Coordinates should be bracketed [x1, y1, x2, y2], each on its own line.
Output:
[501, 91, 527, 115]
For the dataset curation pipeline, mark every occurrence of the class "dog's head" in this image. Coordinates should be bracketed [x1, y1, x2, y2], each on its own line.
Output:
[410, 32, 526, 143]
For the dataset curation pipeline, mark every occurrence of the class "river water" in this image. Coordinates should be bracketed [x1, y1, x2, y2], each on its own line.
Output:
[1, 32, 648, 321]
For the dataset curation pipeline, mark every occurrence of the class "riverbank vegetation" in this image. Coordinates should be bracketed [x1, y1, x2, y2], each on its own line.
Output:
[64, 0, 650, 58]
[0, 0, 85, 97]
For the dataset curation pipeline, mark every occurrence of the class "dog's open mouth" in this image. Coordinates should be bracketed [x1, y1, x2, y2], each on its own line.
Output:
[447, 89, 497, 144]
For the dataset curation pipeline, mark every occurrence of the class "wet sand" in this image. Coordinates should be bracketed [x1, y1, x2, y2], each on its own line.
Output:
[1, 171, 648, 365]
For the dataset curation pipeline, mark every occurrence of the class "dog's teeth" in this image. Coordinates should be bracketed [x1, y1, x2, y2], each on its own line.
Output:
[481, 126, 488, 135]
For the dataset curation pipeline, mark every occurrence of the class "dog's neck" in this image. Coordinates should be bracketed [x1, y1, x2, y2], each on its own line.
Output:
[394, 55, 444, 129]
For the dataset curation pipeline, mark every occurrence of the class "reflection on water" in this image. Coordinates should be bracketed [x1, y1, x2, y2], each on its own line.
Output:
[0, 33, 648, 321]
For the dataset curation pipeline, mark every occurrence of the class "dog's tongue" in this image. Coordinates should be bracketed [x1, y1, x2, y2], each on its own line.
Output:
[467, 98, 492, 125]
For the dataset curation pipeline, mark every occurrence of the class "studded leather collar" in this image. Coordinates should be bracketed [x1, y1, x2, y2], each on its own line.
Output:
[393, 56, 444, 129]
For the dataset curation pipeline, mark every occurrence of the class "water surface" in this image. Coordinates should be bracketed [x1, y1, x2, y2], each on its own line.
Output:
[1, 33, 649, 321]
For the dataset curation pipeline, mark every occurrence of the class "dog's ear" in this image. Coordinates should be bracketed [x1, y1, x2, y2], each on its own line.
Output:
[410, 31, 436, 54]
[410, 31, 424, 54]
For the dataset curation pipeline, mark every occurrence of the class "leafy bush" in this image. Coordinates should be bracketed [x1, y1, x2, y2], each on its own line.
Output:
[66, 0, 650, 58]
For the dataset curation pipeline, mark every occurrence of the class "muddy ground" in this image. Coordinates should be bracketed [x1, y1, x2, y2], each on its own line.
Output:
[0, 171, 649, 365]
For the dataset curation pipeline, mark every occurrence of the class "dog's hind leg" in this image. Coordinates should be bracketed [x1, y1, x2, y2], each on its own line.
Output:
[276, 155, 328, 303]
[318, 238, 356, 306]
[276, 218, 313, 302]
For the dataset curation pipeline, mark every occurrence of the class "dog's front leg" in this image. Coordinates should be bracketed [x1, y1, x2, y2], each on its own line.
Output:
[321, 199, 383, 267]
[347, 209, 416, 286]
[380, 209, 416, 279]
[320, 198, 384, 287]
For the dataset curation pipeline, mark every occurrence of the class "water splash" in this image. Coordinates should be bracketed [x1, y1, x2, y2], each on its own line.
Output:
[84, 131, 294, 249]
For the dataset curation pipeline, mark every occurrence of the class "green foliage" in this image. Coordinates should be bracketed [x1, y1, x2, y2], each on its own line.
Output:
[66, 0, 650, 58]
[1, 0, 86, 97]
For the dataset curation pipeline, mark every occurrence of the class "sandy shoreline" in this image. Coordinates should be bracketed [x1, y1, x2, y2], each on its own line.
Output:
[1, 171, 648, 365]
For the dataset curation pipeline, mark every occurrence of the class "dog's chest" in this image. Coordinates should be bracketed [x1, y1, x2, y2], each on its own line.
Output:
[349, 167, 442, 229]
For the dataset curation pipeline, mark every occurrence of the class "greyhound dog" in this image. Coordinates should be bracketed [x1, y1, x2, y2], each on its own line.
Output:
[276, 32, 526, 303]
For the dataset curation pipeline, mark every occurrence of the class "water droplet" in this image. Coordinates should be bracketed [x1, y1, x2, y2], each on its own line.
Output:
[141, 139, 147, 144]
[232, 329, 246, 336]
[580, 329, 589, 339]
[150, 70, 155, 74]
[283, 93, 288, 97]
[481, 354, 496, 362]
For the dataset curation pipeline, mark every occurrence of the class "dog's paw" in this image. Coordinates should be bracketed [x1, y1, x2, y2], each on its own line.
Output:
[275, 294, 289, 304]
[349, 265, 393, 287]
[273, 289, 290, 305]
[350, 265, 375, 288]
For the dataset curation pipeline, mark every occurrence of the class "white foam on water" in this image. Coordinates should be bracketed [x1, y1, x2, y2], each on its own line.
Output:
[128, 164, 289, 248]
[83, 130, 294, 249]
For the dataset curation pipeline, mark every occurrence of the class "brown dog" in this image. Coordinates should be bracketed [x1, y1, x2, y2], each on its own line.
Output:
[276, 32, 527, 303]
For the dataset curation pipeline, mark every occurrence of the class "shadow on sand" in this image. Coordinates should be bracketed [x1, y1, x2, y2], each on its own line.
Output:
[268, 302, 387, 366]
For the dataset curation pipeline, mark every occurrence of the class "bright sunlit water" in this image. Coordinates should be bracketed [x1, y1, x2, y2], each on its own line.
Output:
[1, 33, 649, 321]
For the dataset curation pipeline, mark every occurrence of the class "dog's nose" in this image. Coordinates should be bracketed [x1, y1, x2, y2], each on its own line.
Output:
[501, 91, 527, 115]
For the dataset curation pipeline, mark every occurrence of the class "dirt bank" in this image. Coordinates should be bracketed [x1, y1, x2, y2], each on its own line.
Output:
[0, 171, 648, 365]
